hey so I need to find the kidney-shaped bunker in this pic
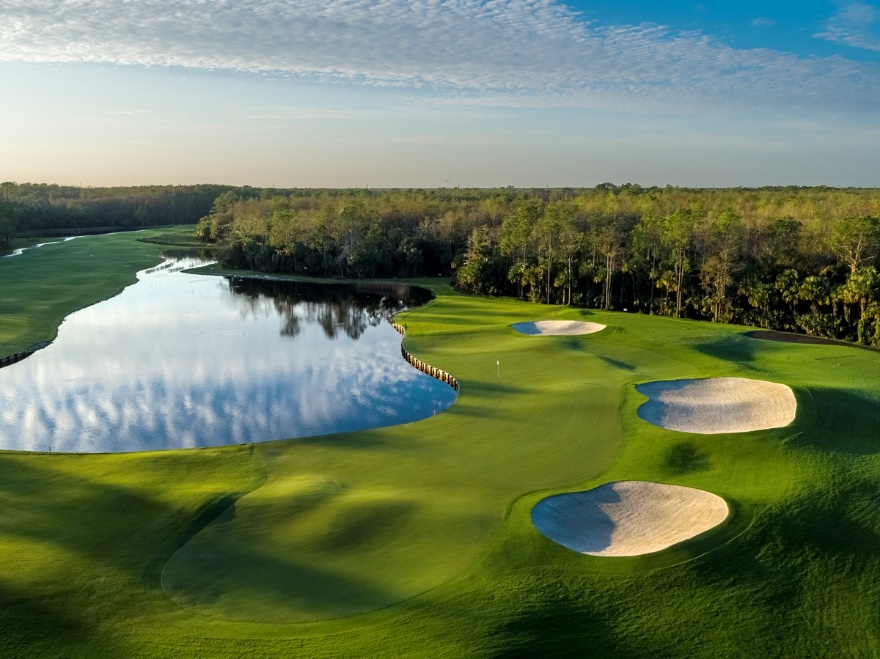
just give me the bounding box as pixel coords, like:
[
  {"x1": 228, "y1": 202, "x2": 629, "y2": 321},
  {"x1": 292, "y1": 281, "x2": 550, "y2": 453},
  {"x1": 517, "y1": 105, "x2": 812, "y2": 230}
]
[
  {"x1": 532, "y1": 481, "x2": 729, "y2": 557},
  {"x1": 512, "y1": 320, "x2": 606, "y2": 336},
  {"x1": 636, "y1": 377, "x2": 796, "y2": 434}
]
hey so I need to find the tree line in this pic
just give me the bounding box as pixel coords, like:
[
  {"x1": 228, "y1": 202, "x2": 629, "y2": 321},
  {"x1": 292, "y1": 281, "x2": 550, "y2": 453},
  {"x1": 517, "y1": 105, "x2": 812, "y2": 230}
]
[
  {"x1": 200, "y1": 184, "x2": 880, "y2": 346},
  {"x1": 0, "y1": 182, "x2": 233, "y2": 248}
]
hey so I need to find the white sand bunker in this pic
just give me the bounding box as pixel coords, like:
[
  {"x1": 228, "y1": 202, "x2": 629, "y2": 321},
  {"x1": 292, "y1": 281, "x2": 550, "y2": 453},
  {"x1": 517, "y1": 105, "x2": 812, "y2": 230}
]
[
  {"x1": 637, "y1": 377, "x2": 796, "y2": 434},
  {"x1": 512, "y1": 320, "x2": 606, "y2": 336},
  {"x1": 532, "y1": 481, "x2": 729, "y2": 557}
]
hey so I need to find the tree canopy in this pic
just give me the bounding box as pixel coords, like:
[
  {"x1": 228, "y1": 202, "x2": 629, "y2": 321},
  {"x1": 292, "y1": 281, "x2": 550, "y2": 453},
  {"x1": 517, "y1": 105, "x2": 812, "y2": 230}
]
[{"x1": 201, "y1": 185, "x2": 880, "y2": 347}]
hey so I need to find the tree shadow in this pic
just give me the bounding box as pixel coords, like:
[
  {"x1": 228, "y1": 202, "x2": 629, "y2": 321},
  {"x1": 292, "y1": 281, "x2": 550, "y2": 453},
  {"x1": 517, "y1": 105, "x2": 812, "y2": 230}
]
[
  {"x1": 484, "y1": 572, "x2": 637, "y2": 658},
  {"x1": 162, "y1": 483, "x2": 420, "y2": 622},
  {"x1": 289, "y1": 429, "x2": 402, "y2": 451},
  {"x1": 690, "y1": 334, "x2": 759, "y2": 366},
  {"x1": 0, "y1": 450, "x2": 396, "y2": 627},
  {"x1": 746, "y1": 330, "x2": 880, "y2": 354},
  {"x1": 687, "y1": 475, "x2": 880, "y2": 623},
  {"x1": 598, "y1": 355, "x2": 637, "y2": 371},
  {"x1": 0, "y1": 453, "x2": 269, "y2": 592},
  {"x1": 0, "y1": 453, "x2": 266, "y2": 653},
  {"x1": 789, "y1": 387, "x2": 880, "y2": 456},
  {"x1": 0, "y1": 580, "x2": 96, "y2": 656},
  {"x1": 163, "y1": 535, "x2": 393, "y2": 622},
  {"x1": 663, "y1": 442, "x2": 711, "y2": 475}
]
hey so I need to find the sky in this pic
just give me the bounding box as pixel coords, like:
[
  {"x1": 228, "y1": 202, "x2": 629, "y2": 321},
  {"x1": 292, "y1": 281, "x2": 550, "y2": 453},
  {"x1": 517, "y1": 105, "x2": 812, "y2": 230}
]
[{"x1": 1, "y1": 0, "x2": 879, "y2": 188}]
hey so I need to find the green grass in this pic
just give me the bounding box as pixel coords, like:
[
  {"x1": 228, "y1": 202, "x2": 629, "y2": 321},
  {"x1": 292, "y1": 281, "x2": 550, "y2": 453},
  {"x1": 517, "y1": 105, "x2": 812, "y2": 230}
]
[
  {"x1": 138, "y1": 230, "x2": 217, "y2": 249},
  {"x1": 0, "y1": 229, "x2": 183, "y2": 355},
  {"x1": 2, "y1": 232, "x2": 880, "y2": 656}
]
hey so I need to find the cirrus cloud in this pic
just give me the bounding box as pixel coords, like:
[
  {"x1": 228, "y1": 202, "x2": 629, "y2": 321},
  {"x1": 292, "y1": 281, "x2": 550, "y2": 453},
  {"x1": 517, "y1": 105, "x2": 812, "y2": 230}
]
[
  {"x1": 815, "y1": 1, "x2": 880, "y2": 52},
  {"x1": 0, "y1": 0, "x2": 878, "y2": 113}
]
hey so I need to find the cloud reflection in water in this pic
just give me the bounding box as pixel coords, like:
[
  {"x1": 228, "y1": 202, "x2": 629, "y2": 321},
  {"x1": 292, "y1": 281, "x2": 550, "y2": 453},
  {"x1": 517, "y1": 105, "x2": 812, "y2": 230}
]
[{"x1": 0, "y1": 258, "x2": 455, "y2": 453}]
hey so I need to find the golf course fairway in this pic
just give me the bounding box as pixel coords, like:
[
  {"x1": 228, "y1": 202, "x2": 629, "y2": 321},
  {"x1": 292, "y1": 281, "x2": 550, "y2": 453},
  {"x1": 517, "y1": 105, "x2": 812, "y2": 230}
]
[{"x1": 2, "y1": 230, "x2": 880, "y2": 656}]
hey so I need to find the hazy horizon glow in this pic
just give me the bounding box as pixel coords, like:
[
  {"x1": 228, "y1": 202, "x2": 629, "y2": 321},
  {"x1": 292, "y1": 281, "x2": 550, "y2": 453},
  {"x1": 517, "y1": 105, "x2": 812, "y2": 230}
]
[{"x1": 1, "y1": 0, "x2": 879, "y2": 187}]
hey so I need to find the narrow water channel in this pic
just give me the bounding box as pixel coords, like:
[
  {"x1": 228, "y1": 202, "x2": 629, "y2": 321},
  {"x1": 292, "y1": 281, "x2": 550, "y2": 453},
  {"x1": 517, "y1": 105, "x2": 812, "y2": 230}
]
[{"x1": 0, "y1": 255, "x2": 456, "y2": 453}]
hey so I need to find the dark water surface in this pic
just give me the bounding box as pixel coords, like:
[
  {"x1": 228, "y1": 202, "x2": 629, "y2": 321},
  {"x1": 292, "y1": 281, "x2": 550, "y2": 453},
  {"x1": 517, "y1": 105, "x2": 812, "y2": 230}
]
[{"x1": 0, "y1": 256, "x2": 455, "y2": 453}]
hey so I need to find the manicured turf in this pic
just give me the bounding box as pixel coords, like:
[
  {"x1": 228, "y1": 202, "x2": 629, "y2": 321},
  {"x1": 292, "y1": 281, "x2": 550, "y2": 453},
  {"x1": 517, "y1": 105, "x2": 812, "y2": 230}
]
[
  {"x1": 0, "y1": 228, "x2": 192, "y2": 355},
  {"x1": 2, "y1": 231, "x2": 880, "y2": 656}
]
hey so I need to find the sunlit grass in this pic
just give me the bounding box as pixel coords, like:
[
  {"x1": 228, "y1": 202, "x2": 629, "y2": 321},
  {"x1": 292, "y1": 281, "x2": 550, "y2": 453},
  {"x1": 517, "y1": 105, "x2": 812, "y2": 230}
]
[{"x1": 1, "y1": 230, "x2": 880, "y2": 655}]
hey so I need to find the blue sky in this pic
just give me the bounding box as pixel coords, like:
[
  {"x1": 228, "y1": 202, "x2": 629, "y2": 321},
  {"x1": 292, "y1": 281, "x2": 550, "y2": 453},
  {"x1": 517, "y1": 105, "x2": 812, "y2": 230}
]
[
  {"x1": 1, "y1": 0, "x2": 879, "y2": 187},
  {"x1": 569, "y1": 1, "x2": 880, "y2": 61}
]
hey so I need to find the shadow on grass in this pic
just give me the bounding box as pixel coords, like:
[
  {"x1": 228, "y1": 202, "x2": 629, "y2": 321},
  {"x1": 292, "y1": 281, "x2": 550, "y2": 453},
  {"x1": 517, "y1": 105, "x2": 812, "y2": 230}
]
[
  {"x1": 162, "y1": 485, "x2": 413, "y2": 622},
  {"x1": 687, "y1": 476, "x2": 880, "y2": 622},
  {"x1": 746, "y1": 330, "x2": 880, "y2": 354},
  {"x1": 663, "y1": 442, "x2": 711, "y2": 475},
  {"x1": 690, "y1": 334, "x2": 760, "y2": 366},
  {"x1": 0, "y1": 580, "x2": 96, "y2": 656},
  {"x1": 0, "y1": 454, "x2": 269, "y2": 586},
  {"x1": 790, "y1": 387, "x2": 880, "y2": 456},
  {"x1": 0, "y1": 452, "x2": 401, "y2": 626},
  {"x1": 0, "y1": 453, "x2": 266, "y2": 654},
  {"x1": 479, "y1": 571, "x2": 644, "y2": 657},
  {"x1": 598, "y1": 355, "x2": 637, "y2": 372},
  {"x1": 163, "y1": 534, "x2": 393, "y2": 622},
  {"x1": 292, "y1": 430, "x2": 403, "y2": 451}
]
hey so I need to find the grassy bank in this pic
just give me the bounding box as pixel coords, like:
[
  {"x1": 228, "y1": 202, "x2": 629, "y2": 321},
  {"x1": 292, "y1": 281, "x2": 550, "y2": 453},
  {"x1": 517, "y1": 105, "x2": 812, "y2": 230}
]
[
  {"x1": 0, "y1": 227, "x2": 194, "y2": 355},
  {"x1": 1, "y1": 231, "x2": 880, "y2": 656}
]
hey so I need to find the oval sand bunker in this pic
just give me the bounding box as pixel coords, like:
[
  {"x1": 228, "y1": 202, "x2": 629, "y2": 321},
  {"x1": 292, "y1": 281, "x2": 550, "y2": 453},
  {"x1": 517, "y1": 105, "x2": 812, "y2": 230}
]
[
  {"x1": 637, "y1": 377, "x2": 796, "y2": 434},
  {"x1": 512, "y1": 320, "x2": 606, "y2": 336},
  {"x1": 532, "y1": 481, "x2": 728, "y2": 557}
]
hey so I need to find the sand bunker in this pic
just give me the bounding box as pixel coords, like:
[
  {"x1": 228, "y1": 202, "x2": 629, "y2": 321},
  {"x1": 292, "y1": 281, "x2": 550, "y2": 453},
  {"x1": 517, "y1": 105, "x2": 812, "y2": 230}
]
[
  {"x1": 532, "y1": 481, "x2": 728, "y2": 557},
  {"x1": 512, "y1": 320, "x2": 606, "y2": 336},
  {"x1": 636, "y1": 377, "x2": 796, "y2": 434}
]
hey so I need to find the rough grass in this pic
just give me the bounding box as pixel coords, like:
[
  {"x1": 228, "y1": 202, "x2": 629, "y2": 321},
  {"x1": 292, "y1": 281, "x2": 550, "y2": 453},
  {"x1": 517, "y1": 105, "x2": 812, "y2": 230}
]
[{"x1": 2, "y1": 231, "x2": 880, "y2": 656}]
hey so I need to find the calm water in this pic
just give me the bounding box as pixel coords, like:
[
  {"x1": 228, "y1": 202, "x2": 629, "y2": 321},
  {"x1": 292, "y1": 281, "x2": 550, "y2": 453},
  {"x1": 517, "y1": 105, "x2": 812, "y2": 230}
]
[{"x1": 0, "y1": 255, "x2": 456, "y2": 453}]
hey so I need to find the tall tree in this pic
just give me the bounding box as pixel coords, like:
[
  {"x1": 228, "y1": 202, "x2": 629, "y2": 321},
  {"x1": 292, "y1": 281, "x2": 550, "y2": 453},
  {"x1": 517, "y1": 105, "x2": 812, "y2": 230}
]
[
  {"x1": 500, "y1": 200, "x2": 542, "y2": 299},
  {"x1": 841, "y1": 267, "x2": 880, "y2": 343},
  {"x1": 533, "y1": 203, "x2": 569, "y2": 304},
  {"x1": 699, "y1": 211, "x2": 744, "y2": 322},
  {"x1": 0, "y1": 202, "x2": 15, "y2": 249},
  {"x1": 662, "y1": 208, "x2": 698, "y2": 316},
  {"x1": 829, "y1": 216, "x2": 880, "y2": 274}
]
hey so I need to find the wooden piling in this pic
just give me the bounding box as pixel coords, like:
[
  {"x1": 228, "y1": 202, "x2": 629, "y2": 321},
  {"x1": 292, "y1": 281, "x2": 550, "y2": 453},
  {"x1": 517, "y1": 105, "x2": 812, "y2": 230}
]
[{"x1": 392, "y1": 323, "x2": 458, "y2": 392}]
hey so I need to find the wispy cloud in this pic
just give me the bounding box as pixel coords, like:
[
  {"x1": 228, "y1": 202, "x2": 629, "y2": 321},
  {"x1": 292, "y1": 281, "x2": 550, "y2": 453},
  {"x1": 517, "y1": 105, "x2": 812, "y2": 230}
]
[
  {"x1": 0, "y1": 1, "x2": 878, "y2": 113},
  {"x1": 751, "y1": 17, "x2": 775, "y2": 27},
  {"x1": 815, "y1": 1, "x2": 880, "y2": 51}
]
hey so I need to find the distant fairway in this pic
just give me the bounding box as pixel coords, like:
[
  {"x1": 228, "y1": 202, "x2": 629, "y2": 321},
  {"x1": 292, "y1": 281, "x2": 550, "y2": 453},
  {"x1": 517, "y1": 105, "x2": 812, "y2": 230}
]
[{"x1": 2, "y1": 230, "x2": 880, "y2": 656}]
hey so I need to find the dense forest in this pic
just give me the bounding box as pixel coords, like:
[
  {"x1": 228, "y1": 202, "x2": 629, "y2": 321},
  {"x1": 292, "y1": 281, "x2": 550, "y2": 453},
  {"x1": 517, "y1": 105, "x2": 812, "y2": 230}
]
[
  {"x1": 197, "y1": 185, "x2": 880, "y2": 346},
  {"x1": 0, "y1": 182, "x2": 233, "y2": 247}
]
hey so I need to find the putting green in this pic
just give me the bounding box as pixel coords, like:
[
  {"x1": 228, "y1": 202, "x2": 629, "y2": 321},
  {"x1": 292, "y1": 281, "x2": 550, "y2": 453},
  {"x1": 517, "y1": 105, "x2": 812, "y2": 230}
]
[
  {"x1": 3, "y1": 231, "x2": 880, "y2": 656},
  {"x1": 160, "y1": 297, "x2": 629, "y2": 622}
]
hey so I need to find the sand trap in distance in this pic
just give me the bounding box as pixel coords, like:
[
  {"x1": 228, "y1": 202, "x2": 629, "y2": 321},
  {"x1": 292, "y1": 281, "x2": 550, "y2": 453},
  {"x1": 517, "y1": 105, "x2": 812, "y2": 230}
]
[
  {"x1": 637, "y1": 377, "x2": 796, "y2": 434},
  {"x1": 512, "y1": 320, "x2": 606, "y2": 336},
  {"x1": 532, "y1": 481, "x2": 728, "y2": 557}
]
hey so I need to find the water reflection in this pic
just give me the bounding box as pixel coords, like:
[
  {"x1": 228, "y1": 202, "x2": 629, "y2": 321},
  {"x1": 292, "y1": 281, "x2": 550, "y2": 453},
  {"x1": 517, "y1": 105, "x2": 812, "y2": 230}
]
[
  {"x1": 0, "y1": 256, "x2": 454, "y2": 453},
  {"x1": 225, "y1": 278, "x2": 430, "y2": 341}
]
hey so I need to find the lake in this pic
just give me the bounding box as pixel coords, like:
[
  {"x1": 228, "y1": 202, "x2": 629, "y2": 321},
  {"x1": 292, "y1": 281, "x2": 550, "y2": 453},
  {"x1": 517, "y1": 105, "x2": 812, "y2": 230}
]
[{"x1": 0, "y1": 255, "x2": 456, "y2": 453}]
